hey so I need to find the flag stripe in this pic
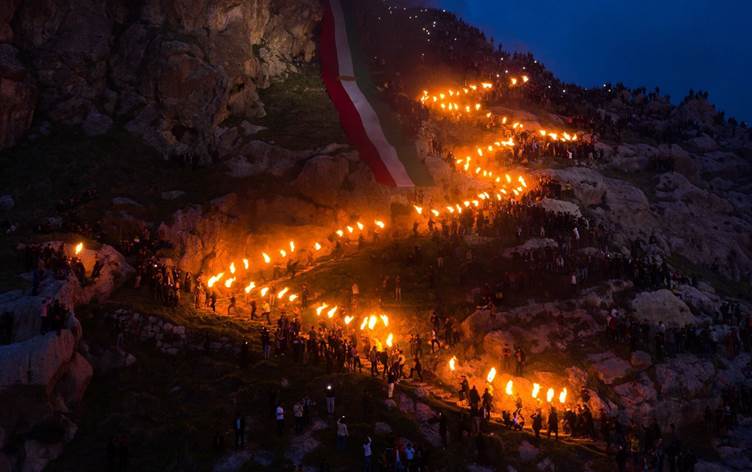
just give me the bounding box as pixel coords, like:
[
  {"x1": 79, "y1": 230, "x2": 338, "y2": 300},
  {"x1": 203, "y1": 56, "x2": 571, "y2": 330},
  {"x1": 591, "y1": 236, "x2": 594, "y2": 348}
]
[{"x1": 320, "y1": 0, "x2": 397, "y2": 186}]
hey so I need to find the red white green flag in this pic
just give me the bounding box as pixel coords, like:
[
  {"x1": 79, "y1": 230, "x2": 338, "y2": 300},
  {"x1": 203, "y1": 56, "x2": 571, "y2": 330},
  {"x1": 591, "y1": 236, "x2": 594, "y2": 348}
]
[{"x1": 320, "y1": 0, "x2": 433, "y2": 188}]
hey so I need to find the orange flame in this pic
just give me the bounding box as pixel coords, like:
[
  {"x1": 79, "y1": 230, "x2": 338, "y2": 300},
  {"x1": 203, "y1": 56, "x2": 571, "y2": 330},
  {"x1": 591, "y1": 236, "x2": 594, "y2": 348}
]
[
  {"x1": 505, "y1": 379, "x2": 514, "y2": 396},
  {"x1": 546, "y1": 388, "x2": 555, "y2": 403},
  {"x1": 74, "y1": 242, "x2": 83, "y2": 255},
  {"x1": 486, "y1": 367, "x2": 497, "y2": 383}
]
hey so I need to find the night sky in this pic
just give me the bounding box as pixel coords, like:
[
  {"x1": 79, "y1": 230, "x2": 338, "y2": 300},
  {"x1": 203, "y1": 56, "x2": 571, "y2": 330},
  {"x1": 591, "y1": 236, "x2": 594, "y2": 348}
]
[{"x1": 436, "y1": 0, "x2": 752, "y2": 123}]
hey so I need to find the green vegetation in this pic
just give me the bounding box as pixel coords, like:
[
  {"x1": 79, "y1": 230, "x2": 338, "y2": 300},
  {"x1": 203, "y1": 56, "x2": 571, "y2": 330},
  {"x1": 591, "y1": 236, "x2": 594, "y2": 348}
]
[{"x1": 256, "y1": 64, "x2": 348, "y2": 150}]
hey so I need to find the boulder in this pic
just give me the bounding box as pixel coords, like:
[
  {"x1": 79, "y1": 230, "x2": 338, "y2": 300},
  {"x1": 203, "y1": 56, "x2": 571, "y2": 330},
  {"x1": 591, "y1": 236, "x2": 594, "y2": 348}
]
[
  {"x1": 631, "y1": 290, "x2": 697, "y2": 326},
  {"x1": 293, "y1": 155, "x2": 350, "y2": 206},
  {"x1": 0, "y1": 331, "x2": 75, "y2": 393},
  {"x1": 654, "y1": 355, "x2": 715, "y2": 398},
  {"x1": 537, "y1": 167, "x2": 606, "y2": 206},
  {"x1": 518, "y1": 440, "x2": 539, "y2": 462},
  {"x1": 588, "y1": 352, "x2": 631, "y2": 385},
  {"x1": 630, "y1": 351, "x2": 652, "y2": 370},
  {"x1": 55, "y1": 353, "x2": 93, "y2": 406},
  {"x1": 534, "y1": 198, "x2": 581, "y2": 217}
]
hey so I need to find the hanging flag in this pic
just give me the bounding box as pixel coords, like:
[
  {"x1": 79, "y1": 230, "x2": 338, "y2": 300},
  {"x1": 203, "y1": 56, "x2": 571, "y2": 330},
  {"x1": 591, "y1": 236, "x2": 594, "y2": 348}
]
[{"x1": 320, "y1": 0, "x2": 433, "y2": 188}]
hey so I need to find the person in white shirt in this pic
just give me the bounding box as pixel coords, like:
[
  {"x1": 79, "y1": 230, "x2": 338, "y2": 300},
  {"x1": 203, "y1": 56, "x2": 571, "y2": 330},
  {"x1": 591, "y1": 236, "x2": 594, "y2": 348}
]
[
  {"x1": 336, "y1": 417, "x2": 349, "y2": 451},
  {"x1": 362, "y1": 436, "x2": 373, "y2": 471}
]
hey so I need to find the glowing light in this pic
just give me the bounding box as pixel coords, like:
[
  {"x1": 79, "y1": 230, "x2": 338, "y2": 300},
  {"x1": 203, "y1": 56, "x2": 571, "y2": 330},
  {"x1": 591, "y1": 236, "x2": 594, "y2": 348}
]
[
  {"x1": 532, "y1": 383, "x2": 541, "y2": 399},
  {"x1": 327, "y1": 306, "x2": 338, "y2": 318},
  {"x1": 224, "y1": 277, "x2": 235, "y2": 288},
  {"x1": 289, "y1": 241, "x2": 295, "y2": 252},
  {"x1": 546, "y1": 388, "x2": 555, "y2": 403},
  {"x1": 356, "y1": 221, "x2": 364, "y2": 231},
  {"x1": 314, "y1": 242, "x2": 322, "y2": 251},
  {"x1": 344, "y1": 315, "x2": 354, "y2": 325},
  {"x1": 486, "y1": 367, "x2": 497, "y2": 383},
  {"x1": 336, "y1": 230, "x2": 344, "y2": 237},
  {"x1": 360, "y1": 317, "x2": 368, "y2": 330},
  {"x1": 260, "y1": 287, "x2": 269, "y2": 297},
  {"x1": 288, "y1": 294, "x2": 298, "y2": 302},
  {"x1": 505, "y1": 380, "x2": 514, "y2": 396},
  {"x1": 207, "y1": 272, "x2": 225, "y2": 288},
  {"x1": 277, "y1": 287, "x2": 289, "y2": 298},
  {"x1": 74, "y1": 242, "x2": 83, "y2": 255},
  {"x1": 368, "y1": 315, "x2": 377, "y2": 330},
  {"x1": 316, "y1": 303, "x2": 329, "y2": 316},
  {"x1": 279, "y1": 249, "x2": 287, "y2": 258},
  {"x1": 229, "y1": 262, "x2": 236, "y2": 274},
  {"x1": 414, "y1": 205, "x2": 423, "y2": 215},
  {"x1": 244, "y1": 281, "x2": 256, "y2": 293},
  {"x1": 386, "y1": 333, "x2": 394, "y2": 348},
  {"x1": 559, "y1": 388, "x2": 568, "y2": 404},
  {"x1": 374, "y1": 220, "x2": 385, "y2": 229},
  {"x1": 449, "y1": 356, "x2": 457, "y2": 371},
  {"x1": 262, "y1": 252, "x2": 271, "y2": 264},
  {"x1": 346, "y1": 225, "x2": 354, "y2": 234},
  {"x1": 379, "y1": 314, "x2": 389, "y2": 327},
  {"x1": 242, "y1": 258, "x2": 249, "y2": 270}
]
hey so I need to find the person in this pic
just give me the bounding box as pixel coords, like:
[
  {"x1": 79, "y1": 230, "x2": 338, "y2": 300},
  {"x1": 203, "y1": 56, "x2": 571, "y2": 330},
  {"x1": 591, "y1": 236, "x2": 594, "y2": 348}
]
[
  {"x1": 275, "y1": 403, "x2": 285, "y2": 435},
  {"x1": 514, "y1": 346, "x2": 525, "y2": 376},
  {"x1": 234, "y1": 414, "x2": 245, "y2": 448},
  {"x1": 249, "y1": 299, "x2": 257, "y2": 320},
  {"x1": 336, "y1": 417, "x2": 349, "y2": 451},
  {"x1": 363, "y1": 436, "x2": 373, "y2": 471},
  {"x1": 262, "y1": 300, "x2": 271, "y2": 324},
  {"x1": 404, "y1": 442, "x2": 415, "y2": 470},
  {"x1": 532, "y1": 409, "x2": 543, "y2": 439},
  {"x1": 548, "y1": 406, "x2": 559, "y2": 440},
  {"x1": 210, "y1": 292, "x2": 217, "y2": 313},
  {"x1": 261, "y1": 327, "x2": 271, "y2": 360},
  {"x1": 293, "y1": 401, "x2": 304, "y2": 434},
  {"x1": 387, "y1": 369, "x2": 396, "y2": 399},
  {"x1": 439, "y1": 411, "x2": 448, "y2": 448},
  {"x1": 326, "y1": 384, "x2": 336, "y2": 415},
  {"x1": 409, "y1": 356, "x2": 423, "y2": 381},
  {"x1": 430, "y1": 329, "x2": 440, "y2": 353},
  {"x1": 394, "y1": 275, "x2": 402, "y2": 302},
  {"x1": 459, "y1": 376, "x2": 469, "y2": 405}
]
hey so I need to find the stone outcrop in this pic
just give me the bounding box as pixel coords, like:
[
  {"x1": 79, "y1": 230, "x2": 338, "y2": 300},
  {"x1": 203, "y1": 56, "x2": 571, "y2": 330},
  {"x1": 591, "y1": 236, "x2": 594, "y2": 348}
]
[
  {"x1": 0, "y1": 330, "x2": 75, "y2": 392},
  {"x1": 0, "y1": 0, "x2": 322, "y2": 156}
]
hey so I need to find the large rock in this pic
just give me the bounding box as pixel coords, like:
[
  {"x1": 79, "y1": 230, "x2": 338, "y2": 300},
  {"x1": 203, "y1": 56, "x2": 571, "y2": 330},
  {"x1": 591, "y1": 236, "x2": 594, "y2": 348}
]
[
  {"x1": 0, "y1": 331, "x2": 75, "y2": 393},
  {"x1": 537, "y1": 167, "x2": 606, "y2": 206},
  {"x1": 654, "y1": 355, "x2": 715, "y2": 398},
  {"x1": 631, "y1": 289, "x2": 697, "y2": 326},
  {"x1": 54, "y1": 353, "x2": 93, "y2": 406},
  {"x1": 293, "y1": 155, "x2": 350, "y2": 206},
  {"x1": 588, "y1": 352, "x2": 631, "y2": 385}
]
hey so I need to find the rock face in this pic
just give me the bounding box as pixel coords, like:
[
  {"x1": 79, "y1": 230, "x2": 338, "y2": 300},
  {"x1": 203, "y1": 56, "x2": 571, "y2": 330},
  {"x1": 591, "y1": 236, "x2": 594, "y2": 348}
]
[
  {"x1": 0, "y1": 0, "x2": 322, "y2": 156},
  {"x1": 0, "y1": 331, "x2": 75, "y2": 393},
  {"x1": 0, "y1": 43, "x2": 36, "y2": 149},
  {"x1": 631, "y1": 289, "x2": 697, "y2": 326}
]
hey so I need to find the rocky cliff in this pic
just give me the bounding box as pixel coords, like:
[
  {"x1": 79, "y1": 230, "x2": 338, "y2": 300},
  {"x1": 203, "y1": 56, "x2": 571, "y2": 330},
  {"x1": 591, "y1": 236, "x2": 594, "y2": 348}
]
[{"x1": 0, "y1": 0, "x2": 321, "y2": 160}]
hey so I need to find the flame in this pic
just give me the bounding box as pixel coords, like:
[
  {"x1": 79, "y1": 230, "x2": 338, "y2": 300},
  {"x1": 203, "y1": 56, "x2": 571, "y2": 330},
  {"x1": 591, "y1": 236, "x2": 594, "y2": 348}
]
[
  {"x1": 449, "y1": 356, "x2": 457, "y2": 371},
  {"x1": 379, "y1": 314, "x2": 389, "y2": 327},
  {"x1": 207, "y1": 272, "x2": 225, "y2": 288},
  {"x1": 486, "y1": 367, "x2": 497, "y2": 383},
  {"x1": 360, "y1": 317, "x2": 368, "y2": 330},
  {"x1": 368, "y1": 315, "x2": 377, "y2": 330},
  {"x1": 510, "y1": 77, "x2": 518, "y2": 86},
  {"x1": 288, "y1": 294, "x2": 298, "y2": 302},
  {"x1": 262, "y1": 252, "x2": 271, "y2": 264},
  {"x1": 413, "y1": 205, "x2": 423, "y2": 215},
  {"x1": 374, "y1": 220, "x2": 385, "y2": 229},
  {"x1": 386, "y1": 333, "x2": 394, "y2": 348},
  {"x1": 327, "y1": 306, "x2": 338, "y2": 318},
  {"x1": 224, "y1": 277, "x2": 235, "y2": 288},
  {"x1": 260, "y1": 287, "x2": 269, "y2": 297},
  {"x1": 346, "y1": 225, "x2": 354, "y2": 234},
  {"x1": 344, "y1": 315, "x2": 354, "y2": 325},
  {"x1": 244, "y1": 281, "x2": 256, "y2": 293},
  {"x1": 522, "y1": 75, "x2": 529, "y2": 83},
  {"x1": 356, "y1": 221, "x2": 364, "y2": 231},
  {"x1": 314, "y1": 242, "x2": 322, "y2": 251},
  {"x1": 242, "y1": 258, "x2": 249, "y2": 270},
  {"x1": 315, "y1": 303, "x2": 328, "y2": 316},
  {"x1": 431, "y1": 209, "x2": 440, "y2": 217},
  {"x1": 532, "y1": 383, "x2": 541, "y2": 399},
  {"x1": 277, "y1": 287, "x2": 289, "y2": 298},
  {"x1": 289, "y1": 241, "x2": 295, "y2": 252},
  {"x1": 558, "y1": 388, "x2": 568, "y2": 404},
  {"x1": 74, "y1": 242, "x2": 83, "y2": 255},
  {"x1": 505, "y1": 380, "x2": 514, "y2": 396},
  {"x1": 336, "y1": 229, "x2": 344, "y2": 237},
  {"x1": 546, "y1": 388, "x2": 555, "y2": 403},
  {"x1": 229, "y1": 262, "x2": 236, "y2": 274},
  {"x1": 279, "y1": 249, "x2": 287, "y2": 258}
]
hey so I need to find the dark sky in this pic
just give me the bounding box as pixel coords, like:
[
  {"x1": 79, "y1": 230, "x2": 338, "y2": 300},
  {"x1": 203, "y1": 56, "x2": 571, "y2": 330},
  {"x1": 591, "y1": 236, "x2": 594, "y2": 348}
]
[{"x1": 435, "y1": 0, "x2": 752, "y2": 123}]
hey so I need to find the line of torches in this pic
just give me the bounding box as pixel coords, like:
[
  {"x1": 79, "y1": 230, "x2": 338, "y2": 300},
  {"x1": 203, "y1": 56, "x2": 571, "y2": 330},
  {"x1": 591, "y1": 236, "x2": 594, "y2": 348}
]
[
  {"x1": 450, "y1": 356, "x2": 569, "y2": 405},
  {"x1": 204, "y1": 218, "x2": 387, "y2": 293}
]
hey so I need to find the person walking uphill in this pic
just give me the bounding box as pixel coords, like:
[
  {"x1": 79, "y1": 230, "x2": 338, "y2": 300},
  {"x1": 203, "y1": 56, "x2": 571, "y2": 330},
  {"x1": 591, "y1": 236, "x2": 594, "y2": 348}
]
[
  {"x1": 336, "y1": 417, "x2": 349, "y2": 451},
  {"x1": 326, "y1": 384, "x2": 336, "y2": 415}
]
